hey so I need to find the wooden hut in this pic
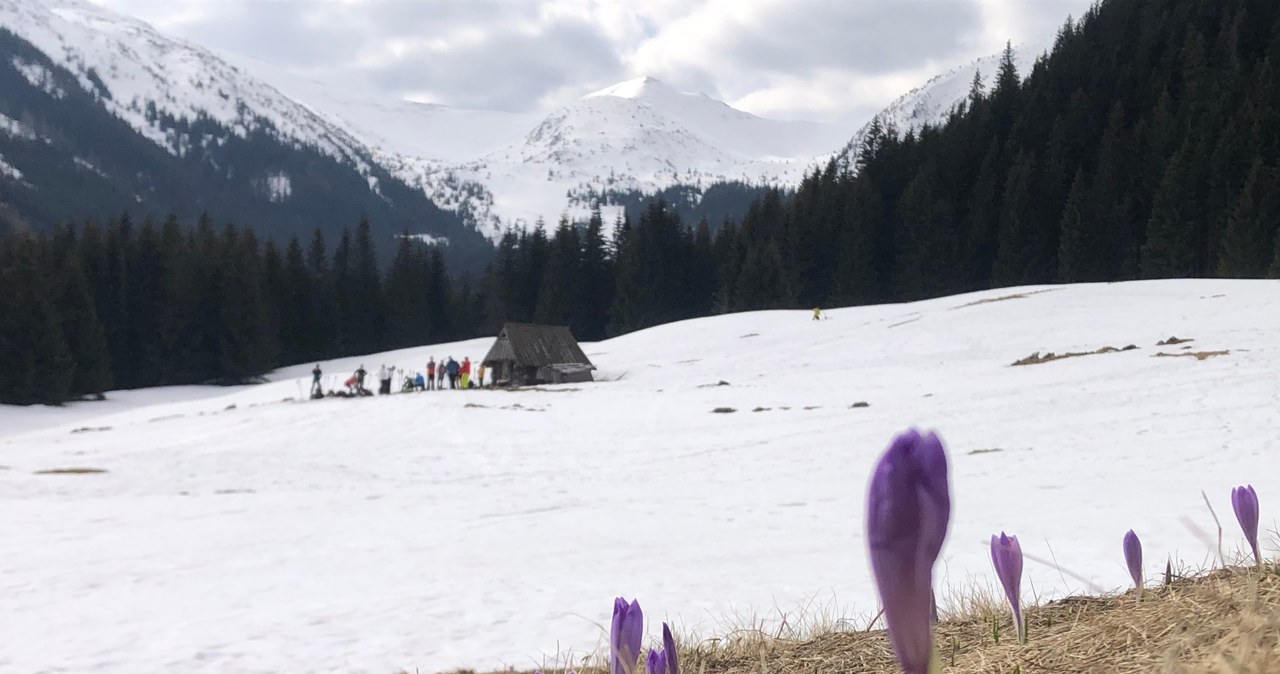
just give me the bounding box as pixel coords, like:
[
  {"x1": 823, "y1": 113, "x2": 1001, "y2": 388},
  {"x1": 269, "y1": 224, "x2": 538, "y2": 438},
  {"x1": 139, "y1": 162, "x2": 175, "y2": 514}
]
[{"x1": 481, "y1": 323, "x2": 596, "y2": 386}]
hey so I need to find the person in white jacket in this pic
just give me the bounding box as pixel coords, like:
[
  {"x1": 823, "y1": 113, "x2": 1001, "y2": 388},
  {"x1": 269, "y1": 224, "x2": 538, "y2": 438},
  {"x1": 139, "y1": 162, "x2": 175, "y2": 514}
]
[{"x1": 378, "y1": 364, "x2": 391, "y2": 395}]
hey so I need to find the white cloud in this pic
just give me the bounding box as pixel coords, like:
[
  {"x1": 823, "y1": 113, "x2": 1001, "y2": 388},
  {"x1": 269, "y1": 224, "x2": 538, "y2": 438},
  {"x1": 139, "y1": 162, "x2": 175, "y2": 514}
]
[{"x1": 88, "y1": 0, "x2": 1095, "y2": 124}]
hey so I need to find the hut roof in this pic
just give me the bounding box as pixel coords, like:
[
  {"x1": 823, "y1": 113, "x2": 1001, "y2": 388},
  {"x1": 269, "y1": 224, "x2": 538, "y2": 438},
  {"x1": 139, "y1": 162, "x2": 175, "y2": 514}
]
[{"x1": 482, "y1": 323, "x2": 594, "y2": 369}]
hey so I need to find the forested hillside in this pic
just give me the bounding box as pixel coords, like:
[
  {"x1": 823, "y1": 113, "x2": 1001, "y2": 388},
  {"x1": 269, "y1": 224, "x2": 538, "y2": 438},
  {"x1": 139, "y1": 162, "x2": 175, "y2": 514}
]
[
  {"x1": 0, "y1": 216, "x2": 480, "y2": 404},
  {"x1": 478, "y1": 0, "x2": 1280, "y2": 337}
]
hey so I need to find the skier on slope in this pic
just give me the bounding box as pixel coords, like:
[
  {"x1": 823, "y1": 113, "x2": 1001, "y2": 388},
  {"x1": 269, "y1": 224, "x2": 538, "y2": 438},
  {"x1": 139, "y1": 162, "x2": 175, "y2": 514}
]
[
  {"x1": 426, "y1": 357, "x2": 437, "y2": 391},
  {"x1": 378, "y1": 364, "x2": 391, "y2": 395},
  {"x1": 460, "y1": 357, "x2": 472, "y2": 389}
]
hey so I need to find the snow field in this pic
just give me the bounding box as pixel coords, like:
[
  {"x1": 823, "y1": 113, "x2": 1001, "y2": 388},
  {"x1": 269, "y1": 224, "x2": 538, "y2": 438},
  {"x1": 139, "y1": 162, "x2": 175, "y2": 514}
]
[{"x1": 1, "y1": 279, "x2": 1278, "y2": 673}]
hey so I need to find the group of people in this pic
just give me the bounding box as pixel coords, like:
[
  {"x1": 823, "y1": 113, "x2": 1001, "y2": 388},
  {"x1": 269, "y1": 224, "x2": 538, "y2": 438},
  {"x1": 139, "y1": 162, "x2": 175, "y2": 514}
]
[
  {"x1": 422, "y1": 356, "x2": 485, "y2": 390},
  {"x1": 309, "y1": 358, "x2": 487, "y2": 400}
]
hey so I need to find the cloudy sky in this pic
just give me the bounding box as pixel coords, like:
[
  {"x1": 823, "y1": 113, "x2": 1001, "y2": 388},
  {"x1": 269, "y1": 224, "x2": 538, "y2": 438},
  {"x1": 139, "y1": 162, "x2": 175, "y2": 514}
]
[{"x1": 89, "y1": 0, "x2": 1094, "y2": 124}]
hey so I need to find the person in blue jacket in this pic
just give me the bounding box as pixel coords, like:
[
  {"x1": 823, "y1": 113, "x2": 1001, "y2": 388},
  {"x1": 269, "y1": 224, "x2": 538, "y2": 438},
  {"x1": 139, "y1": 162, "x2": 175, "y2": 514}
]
[{"x1": 445, "y1": 356, "x2": 460, "y2": 389}]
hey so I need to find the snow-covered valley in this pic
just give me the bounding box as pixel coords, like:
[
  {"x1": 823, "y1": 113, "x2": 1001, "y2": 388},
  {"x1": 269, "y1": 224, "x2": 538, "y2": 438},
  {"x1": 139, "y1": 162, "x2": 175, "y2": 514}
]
[{"x1": 2, "y1": 280, "x2": 1278, "y2": 673}]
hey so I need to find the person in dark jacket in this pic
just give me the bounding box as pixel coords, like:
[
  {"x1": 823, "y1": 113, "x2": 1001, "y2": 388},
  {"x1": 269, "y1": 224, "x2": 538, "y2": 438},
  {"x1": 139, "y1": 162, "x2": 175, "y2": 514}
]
[
  {"x1": 311, "y1": 364, "x2": 323, "y2": 398},
  {"x1": 355, "y1": 365, "x2": 368, "y2": 393},
  {"x1": 445, "y1": 357, "x2": 460, "y2": 389}
]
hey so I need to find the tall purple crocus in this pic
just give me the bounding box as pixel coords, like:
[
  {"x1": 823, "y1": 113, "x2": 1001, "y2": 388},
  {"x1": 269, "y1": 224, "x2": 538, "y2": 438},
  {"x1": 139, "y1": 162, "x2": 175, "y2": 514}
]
[
  {"x1": 867, "y1": 428, "x2": 951, "y2": 674},
  {"x1": 662, "y1": 623, "x2": 678, "y2": 674},
  {"x1": 1232, "y1": 485, "x2": 1261, "y2": 567},
  {"x1": 990, "y1": 532, "x2": 1024, "y2": 643},
  {"x1": 1123, "y1": 530, "x2": 1143, "y2": 597},
  {"x1": 610, "y1": 597, "x2": 644, "y2": 674}
]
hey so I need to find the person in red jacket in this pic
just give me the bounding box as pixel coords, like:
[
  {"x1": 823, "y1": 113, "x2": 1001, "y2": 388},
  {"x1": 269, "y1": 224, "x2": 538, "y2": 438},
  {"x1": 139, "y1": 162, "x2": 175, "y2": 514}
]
[
  {"x1": 459, "y1": 357, "x2": 472, "y2": 388},
  {"x1": 426, "y1": 357, "x2": 437, "y2": 391}
]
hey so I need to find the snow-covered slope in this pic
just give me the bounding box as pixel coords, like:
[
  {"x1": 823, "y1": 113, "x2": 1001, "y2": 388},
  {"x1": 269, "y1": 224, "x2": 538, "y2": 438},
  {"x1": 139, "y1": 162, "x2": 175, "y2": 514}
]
[
  {"x1": 838, "y1": 42, "x2": 1047, "y2": 168},
  {"x1": 0, "y1": 0, "x2": 377, "y2": 176},
  {"x1": 3, "y1": 279, "x2": 1278, "y2": 673}
]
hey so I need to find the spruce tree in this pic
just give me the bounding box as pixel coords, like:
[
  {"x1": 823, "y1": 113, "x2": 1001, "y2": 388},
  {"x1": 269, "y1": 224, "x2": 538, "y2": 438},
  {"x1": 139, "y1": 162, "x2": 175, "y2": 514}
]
[
  {"x1": 832, "y1": 176, "x2": 881, "y2": 303},
  {"x1": 533, "y1": 218, "x2": 580, "y2": 327},
  {"x1": 384, "y1": 233, "x2": 430, "y2": 348},
  {"x1": 0, "y1": 237, "x2": 73, "y2": 405},
  {"x1": 1056, "y1": 168, "x2": 1090, "y2": 282},
  {"x1": 215, "y1": 224, "x2": 274, "y2": 381},
  {"x1": 993, "y1": 151, "x2": 1037, "y2": 287},
  {"x1": 1218, "y1": 159, "x2": 1279, "y2": 277},
  {"x1": 54, "y1": 243, "x2": 112, "y2": 398},
  {"x1": 577, "y1": 206, "x2": 613, "y2": 340},
  {"x1": 1141, "y1": 144, "x2": 1202, "y2": 278},
  {"x1": 284, "y1": 235, "x2": 324, "y2": 361},
  {"x1": 351, "y1": 217, "x2": 384, "y2": 355},
  {"x1": 426, "y1": 247, "x2": 454, "y2": 340}
]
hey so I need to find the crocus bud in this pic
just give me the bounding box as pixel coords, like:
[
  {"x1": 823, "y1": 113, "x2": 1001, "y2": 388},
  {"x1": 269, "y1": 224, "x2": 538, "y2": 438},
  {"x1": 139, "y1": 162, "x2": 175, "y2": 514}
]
[
  {"x1": 662, "y1": 623, "x2": 678, "y2": 674},
  {"x1": 867, "y1": 428, "x2": 951, "y2": 674},
  {"x1": 645, "y1": 649, "x2": 666, "y2": 674},
  {"x1": 1231, "y1": 485, "x2": 1261, "y2": 566},
  {"x1": 990, "y1": 532, "x2": 1024, "y2": 643},
  {"x1": 1123, "y1": 530, "x2": 1143, "y2": 597},
  {"x1": 610, "y1": 597, "x2": 644, "y2": 674}
]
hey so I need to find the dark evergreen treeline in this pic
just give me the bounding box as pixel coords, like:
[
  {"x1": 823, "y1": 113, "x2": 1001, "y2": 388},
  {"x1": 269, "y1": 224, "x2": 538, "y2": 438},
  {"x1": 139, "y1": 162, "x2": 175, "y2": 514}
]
[
  {"x1": 478, "y1": 0, "x2": 1280, "y2": 342},
  {"x1": 0, "y1": 214, "x2": 481, "y2": 405}
]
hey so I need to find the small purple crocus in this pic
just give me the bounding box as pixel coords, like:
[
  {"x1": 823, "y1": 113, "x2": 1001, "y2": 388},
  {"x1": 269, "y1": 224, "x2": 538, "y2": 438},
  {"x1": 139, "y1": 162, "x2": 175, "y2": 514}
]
[
  {"x1": 867, "y1": 428, "x2": 951, "y2": 674},
  {"x1": 662, "y1": 623, "x2": 678, "y2": 674},
  {"x1": 644, "y1": 623, "x2": 678, "y2": 674},
  {"x1": 1232, "y1": 485, "x2": 1261, "y2": 567},
  {"x1": 610, "y1": 597, "x2": 644, "y2": 674},
  {"x1": 990, "y1": 532, "x2": 1024, "y2": 643},
  {"x1": 1123, "y1": 530, "x2": 1143, "y2": 597},
  {"x1": 644, "y1": 648, "x2": 666, "y2": 674}
]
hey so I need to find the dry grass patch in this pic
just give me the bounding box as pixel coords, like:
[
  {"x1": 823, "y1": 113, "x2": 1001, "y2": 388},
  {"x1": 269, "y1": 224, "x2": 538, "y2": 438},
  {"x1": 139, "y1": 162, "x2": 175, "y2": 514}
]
[
  {"x1": 683, "y1": 567, "x2": 1280, "y2": 674},
  {"x1": 1011, "y1": 344, "x2": 1139, "y2": 367},
  {"x1": 34, "y1": 467, "x2": 108, "y2": 475},
  {"x1": 476, "y1": 567, "x2": 1278, "y2": 674},
  {"x1": 956, "y1": 288, "x2": 1057, "y2": 309},
  {"x1": 70, "y1": 425, "x2": 112, "y2": 434},
  {"x1": 1156, "y1": 350, "x2": 1230, "y2": 361},
  {"x1": 1157, "y1": 336, "x2": 1194, "y2": 346}
]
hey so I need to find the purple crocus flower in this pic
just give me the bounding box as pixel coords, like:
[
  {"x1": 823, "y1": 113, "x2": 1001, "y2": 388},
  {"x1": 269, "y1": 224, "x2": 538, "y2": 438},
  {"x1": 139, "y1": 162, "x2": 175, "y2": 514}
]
[
  {"x1": 662, "y1": 622, "x2": 678, "y2": 674},
  {"x1": 645, "y1": 648, "x2": 666, "y2": 674},
  {"x1": 867, "y1": 428, "x2": 951, "y2": 674},
  {"x1": 643, "y1": 623, "x2": 678, "y2": 674},
  {"x1": 610, "y1": 597, "x2": 644, "y2": 674},
  {"x1": 1123, "y1": 530, "x2": 1143, "y2": 596},
  {"x1": 1231, "y1": 485, "x2": 1261, "y2": 566},
  {"x1": 990, "y1": 532, "x2": 1023, "y2": 643}
]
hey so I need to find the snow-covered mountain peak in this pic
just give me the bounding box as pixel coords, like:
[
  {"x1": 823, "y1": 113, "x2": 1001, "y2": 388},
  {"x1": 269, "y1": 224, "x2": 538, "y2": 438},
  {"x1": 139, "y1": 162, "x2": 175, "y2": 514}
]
[{"x1": 585, "y1": 75, "x2": 670, "y2": 99}]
